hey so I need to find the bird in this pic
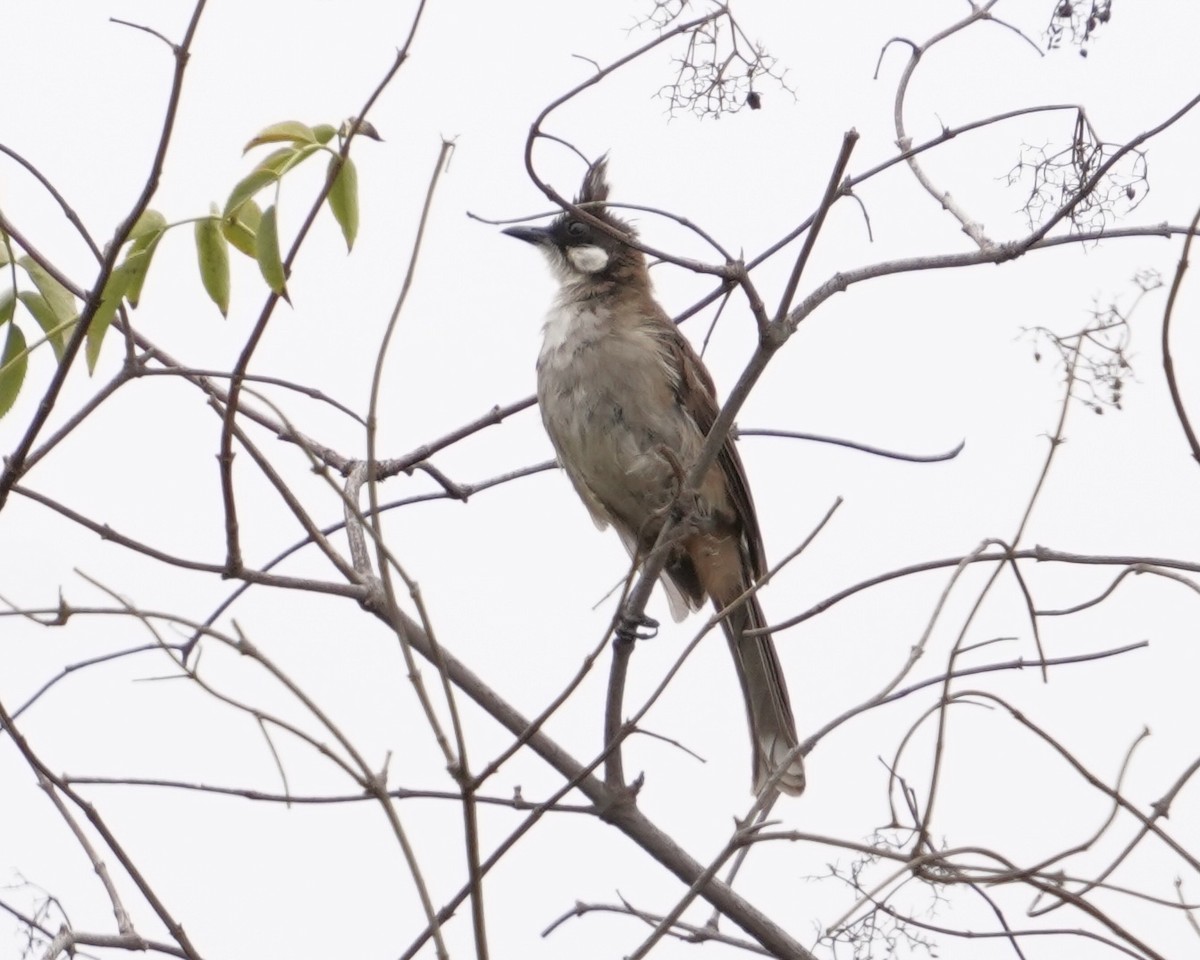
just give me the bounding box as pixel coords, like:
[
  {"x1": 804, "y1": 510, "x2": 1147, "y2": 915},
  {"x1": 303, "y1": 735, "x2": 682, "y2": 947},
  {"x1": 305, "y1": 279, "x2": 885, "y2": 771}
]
[{"x1": 503, "y1": 158, "x2": 804, "y2": 796}]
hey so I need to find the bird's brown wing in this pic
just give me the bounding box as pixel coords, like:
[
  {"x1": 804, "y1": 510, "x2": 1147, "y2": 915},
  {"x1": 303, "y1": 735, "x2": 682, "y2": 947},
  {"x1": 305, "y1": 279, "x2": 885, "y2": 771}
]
[
  {"x1": 651, "y1": 316, "x2": 804, "y2": 796},
  {"x1": 652, "y1": 319, "x2": 767, "y2": 582}
]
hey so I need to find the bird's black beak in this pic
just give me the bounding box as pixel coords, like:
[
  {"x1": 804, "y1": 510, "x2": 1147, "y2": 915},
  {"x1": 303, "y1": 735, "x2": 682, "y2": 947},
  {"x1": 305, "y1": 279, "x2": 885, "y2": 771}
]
[{"x1": 502, "y1": 224, "x2": 553, "y2": 246}]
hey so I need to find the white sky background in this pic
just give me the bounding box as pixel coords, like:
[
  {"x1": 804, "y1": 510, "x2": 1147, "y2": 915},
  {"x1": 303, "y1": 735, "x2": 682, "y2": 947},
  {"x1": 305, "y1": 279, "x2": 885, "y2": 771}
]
[{"x1": 2, "y1": 1, "x2": 1199, "y2": 958}]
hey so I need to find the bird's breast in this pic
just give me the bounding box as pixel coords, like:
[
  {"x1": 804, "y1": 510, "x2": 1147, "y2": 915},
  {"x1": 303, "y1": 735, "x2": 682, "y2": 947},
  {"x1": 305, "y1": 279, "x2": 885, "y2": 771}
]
[
  {"x1": 538, "y1": 301, "x2": 607, "y2": 368},
  {"x1": 536, "y1": 302, "x2": 674, "y2": 435},
  {"x1": 535, "y1": 300, "x2": 701, "y2": 527}
]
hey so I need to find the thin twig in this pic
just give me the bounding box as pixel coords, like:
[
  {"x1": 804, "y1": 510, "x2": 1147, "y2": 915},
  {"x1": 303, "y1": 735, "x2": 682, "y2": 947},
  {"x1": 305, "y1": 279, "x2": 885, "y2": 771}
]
[{"x1": 1161, "y1": 202, "x2": 1200, "y2": 464}]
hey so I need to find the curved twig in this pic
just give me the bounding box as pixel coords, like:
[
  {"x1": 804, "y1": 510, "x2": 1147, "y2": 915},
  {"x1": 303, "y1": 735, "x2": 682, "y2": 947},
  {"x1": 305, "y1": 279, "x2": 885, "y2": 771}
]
[{"x1": 1161, "y1": 202, "x2": 1200, "y2": 465}]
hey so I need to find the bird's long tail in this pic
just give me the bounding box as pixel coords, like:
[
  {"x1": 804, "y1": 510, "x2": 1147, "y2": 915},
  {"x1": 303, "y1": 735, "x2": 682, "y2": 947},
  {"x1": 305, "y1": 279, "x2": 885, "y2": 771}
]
[{"x1": 719, "y1": 592, "x2": 806, "y2": 796}]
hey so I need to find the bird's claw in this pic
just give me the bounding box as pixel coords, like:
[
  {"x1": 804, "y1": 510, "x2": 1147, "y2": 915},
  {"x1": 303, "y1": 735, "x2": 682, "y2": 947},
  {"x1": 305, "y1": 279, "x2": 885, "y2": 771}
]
[{"x1": 616, "y1": 611, "x2": 659, "y2": 642}]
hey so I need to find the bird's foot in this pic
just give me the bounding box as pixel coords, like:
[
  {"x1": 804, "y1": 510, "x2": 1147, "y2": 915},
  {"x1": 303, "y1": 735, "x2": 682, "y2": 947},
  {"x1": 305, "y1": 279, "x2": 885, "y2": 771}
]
[{"x1": 616, "y1": 611, "x2": 659, "y2": 642}]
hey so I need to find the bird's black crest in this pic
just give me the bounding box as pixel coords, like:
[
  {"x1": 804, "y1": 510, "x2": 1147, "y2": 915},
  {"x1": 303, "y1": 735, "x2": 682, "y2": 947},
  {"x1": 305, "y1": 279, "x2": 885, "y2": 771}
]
[
  {"x1": 576, "y1": 156, "x2": 610, "y2": 207},
  {"x1": 571, "y1": 155, "x2": 635, "y2": 238}
]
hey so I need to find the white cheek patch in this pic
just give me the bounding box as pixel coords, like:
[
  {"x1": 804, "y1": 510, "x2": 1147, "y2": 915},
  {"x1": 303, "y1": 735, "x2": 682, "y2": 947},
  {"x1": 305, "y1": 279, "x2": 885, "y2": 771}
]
[{"x1": 566, "y1": 244, "x2": 609, "y2": 274}]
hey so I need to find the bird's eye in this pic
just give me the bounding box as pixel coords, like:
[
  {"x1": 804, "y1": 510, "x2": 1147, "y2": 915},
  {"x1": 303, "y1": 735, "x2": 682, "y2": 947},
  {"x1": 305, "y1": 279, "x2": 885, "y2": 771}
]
[{"x1": 566, "y1": 220, "x2": 589, "y2": 239}]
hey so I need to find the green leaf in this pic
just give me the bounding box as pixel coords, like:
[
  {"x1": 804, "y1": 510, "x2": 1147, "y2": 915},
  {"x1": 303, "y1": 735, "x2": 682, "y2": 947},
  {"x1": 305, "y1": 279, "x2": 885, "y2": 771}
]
[
  {"x1": 243, "y1": 120, "x2": 317, "y2": 152},
  {"x1": 270, "y1": 143, "x2": 318, "y2": 174},
  {"x1": 85, "y1": 263, "x2": 135, "y2": 373},
  {"x1": 226, "y1": 144, "x2": 325, "y2": 221},
  {"x1": 123, "y1": 234, "x2": 161, "y2": 309},
  {"x1": 225, "y1": 168, "x2": 279, "y2": 219},
  {"x1": 195, "y1": 207, "x2": 231, "y2": 317},
  {"x1": 252, "y1": 146, "x2": 301, "y2": 176},
  {"x1": 312, "y1": 123, "x2": 337, "y2": 144},
  {"x1": 222, "y1": 199, "x2": 262, "y2": 259},
  {"x1": 326, "y1": 155, "x2": 359, "y2": 251},
  {"x1": 255, "y1": 204, "x2": 287, "y2": 298},
  {"x1": 253, "y1": 144, "x2": 321, "y2": 181},
  {"x1": 17, "y1": 256, "x2": 77, "y2": 326},
  {"x1": 0, "y1": 290, "x2": 14, "y2": 325},
  {"x1": 128, "y1": 209, "x2": 167, "y2": 242},
  {"x1": 0, "y1": 319, "x2": 27, "y2": 420},
  {"x1": 18, "y1": 292, "x2": 71, "y2": 361},
  {"x1": 0, "y1": 238, "x2": 11, "y2": 267}
]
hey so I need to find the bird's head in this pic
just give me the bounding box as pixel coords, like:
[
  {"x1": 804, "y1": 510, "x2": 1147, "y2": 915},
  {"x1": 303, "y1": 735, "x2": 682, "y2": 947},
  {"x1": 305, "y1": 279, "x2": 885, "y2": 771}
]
[{"x1": 503, "y1": 158, "x2": 642, "y2": 285}]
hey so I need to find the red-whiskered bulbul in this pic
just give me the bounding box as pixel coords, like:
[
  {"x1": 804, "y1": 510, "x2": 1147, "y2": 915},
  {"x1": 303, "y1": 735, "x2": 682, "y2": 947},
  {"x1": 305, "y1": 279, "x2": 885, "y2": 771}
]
[{"x1": 503, "y1": 159, "x2": 804, "y2": 796}]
